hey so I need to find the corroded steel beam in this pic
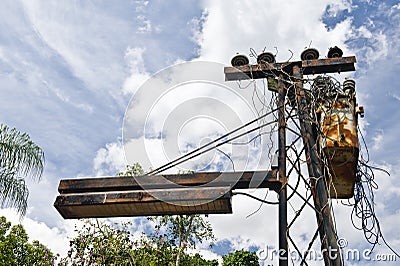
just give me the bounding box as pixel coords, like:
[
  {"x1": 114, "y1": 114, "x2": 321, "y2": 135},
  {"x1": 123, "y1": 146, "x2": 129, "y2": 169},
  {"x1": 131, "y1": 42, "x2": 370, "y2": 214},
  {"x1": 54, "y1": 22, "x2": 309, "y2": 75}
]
[
  {"x1": 224, "y1": 56, "x2": 356, "y2": 81},
  {"x1": 54, "y1": 171, "x2": 279, "y2": 219},
  {"x1": 57, "y1": 170, "x2": 279, "y2": 194},
  {"x1": 54, "y1": 186, "x2": 233, "y2": 219}
]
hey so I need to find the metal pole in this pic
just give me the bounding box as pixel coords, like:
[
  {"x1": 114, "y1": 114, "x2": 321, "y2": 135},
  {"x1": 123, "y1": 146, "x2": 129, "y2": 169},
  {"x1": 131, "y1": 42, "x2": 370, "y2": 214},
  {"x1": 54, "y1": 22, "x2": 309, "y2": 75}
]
[
  {"x1": 277, "y1": 75, "x2": 288, "y2": 266},
  {"x1": 293, "y1": 65, "x2": 342, "y2": 266}
]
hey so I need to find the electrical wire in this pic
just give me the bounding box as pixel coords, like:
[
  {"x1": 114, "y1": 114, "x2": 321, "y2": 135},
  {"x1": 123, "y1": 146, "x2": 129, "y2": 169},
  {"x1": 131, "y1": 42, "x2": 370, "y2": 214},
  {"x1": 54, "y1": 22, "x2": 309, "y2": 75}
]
[
  {"x1": 145, "y1": 107, "x2": 279, "y2": 175},
  {"x1": 232, "y1": 191, "x2": 279, "y2": 205},
  {"x1": 147, "y1": 118, "x2": 278, "y2": 175},
  {"x1": 242, "y1": 49, "x2": 400, "y2": 261},
  {"x1": 245, "y1": 189, "x2": 271, "y2": 219},
  {"x1": 308, "y1": 75, "x2": 399, "y2": 258},
  {"x1": 215, "y1": 148, "x2": 235, "y2": 172}
]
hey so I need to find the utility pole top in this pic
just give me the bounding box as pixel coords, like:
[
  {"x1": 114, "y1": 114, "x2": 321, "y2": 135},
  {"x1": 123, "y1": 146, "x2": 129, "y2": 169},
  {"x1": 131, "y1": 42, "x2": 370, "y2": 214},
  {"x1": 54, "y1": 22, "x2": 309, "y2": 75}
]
[
  {"x1": 224, "y1": 56, "x2": 356, "y2": 81},
  {"x1": 224, "y1": 52, "x2": 358, "y2": 266}
]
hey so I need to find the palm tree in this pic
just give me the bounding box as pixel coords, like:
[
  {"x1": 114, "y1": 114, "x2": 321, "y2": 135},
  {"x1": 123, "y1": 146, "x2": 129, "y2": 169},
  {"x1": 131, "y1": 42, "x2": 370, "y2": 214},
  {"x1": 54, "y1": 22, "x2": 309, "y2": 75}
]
[{"x1": 0, "y1": 124, "x2": 45, "y2": 216}]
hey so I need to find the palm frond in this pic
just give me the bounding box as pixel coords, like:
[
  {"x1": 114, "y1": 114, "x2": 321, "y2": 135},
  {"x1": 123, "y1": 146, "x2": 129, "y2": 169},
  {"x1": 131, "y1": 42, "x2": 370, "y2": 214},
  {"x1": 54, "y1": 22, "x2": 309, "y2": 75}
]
[
  {"x1": 0, "y1": 124, "x2": 45, "y2": 216},
  {"x1": 0, "y1": 169, "x2": 29, "y2": 216},
  {"x1": 0, "y1": 124, "x2": 45, "y2": 180}
]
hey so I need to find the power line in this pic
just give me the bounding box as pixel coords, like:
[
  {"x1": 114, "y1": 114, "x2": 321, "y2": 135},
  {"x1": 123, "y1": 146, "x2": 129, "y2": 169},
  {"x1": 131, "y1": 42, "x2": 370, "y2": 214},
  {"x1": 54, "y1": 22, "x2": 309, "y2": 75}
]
[
  {"x1": 146, "y1": 106, "x2": 280, "y2": 175},
  {"x1": 148, "y1": 118, "x2": 278, "y2": 175}
]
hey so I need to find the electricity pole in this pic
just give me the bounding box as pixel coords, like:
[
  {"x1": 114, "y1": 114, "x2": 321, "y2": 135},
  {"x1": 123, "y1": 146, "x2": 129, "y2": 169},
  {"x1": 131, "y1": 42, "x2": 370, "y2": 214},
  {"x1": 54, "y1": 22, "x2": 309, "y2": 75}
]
[
  {"x1": 293, "y1": 65, "x2": 342, "y2": 266},
  {"x1": 224, "y1": 55, "x2": 356, "y2": 266},
  {"x1": 278, "y1": 75, "x2": 288, "y2": 266}
]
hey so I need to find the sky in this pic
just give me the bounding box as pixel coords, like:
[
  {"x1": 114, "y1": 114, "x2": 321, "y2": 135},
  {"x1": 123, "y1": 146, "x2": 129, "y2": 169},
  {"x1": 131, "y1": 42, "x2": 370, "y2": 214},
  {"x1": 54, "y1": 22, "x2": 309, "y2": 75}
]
[{"x1": 0, "y1": 0, "x2": 399, "y2": 264}]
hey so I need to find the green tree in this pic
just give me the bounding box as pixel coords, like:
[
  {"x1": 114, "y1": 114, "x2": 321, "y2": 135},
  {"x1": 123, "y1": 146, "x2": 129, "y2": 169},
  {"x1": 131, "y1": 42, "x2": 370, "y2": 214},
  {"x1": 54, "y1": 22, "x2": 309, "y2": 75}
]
[
  {"x1": 222, "y1": 249, "x2": 259, "y2": 266},
  {"x1": 0, "y1": 124, "x2": 45, "y2": 216},
  {"x1": 60, "y1": 219, "x2": 135, "y2": 265},
  {"x1": 0, "y1": 216, "x2": 56, "y2": 265},
  {"x1": 149, "y1": 214, "x2": 215, "y2": 266},
  {"x1": 120, "y1": 164, "x2": 216, "y2": 266},
  {"x1": 62, "y1": 164, "x2": 217, "y2": 265},
  {"x1": 117, "y1": 162, "x2": 144, "y2": 177},
  {"x1": 60, "y1": 218, "x2": 217, "y2": 266}
]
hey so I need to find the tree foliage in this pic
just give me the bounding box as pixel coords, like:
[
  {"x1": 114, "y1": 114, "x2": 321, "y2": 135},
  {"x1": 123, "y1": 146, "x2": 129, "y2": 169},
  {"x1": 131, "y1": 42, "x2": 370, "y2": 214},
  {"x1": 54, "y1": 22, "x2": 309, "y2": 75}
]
[
  {"x1": 60, "y1": 218, "x2": 217, "y2": 266},
  {"x1": 149, "y1": 214, "x2": 215, "y2": 266},
  {"x1": 117, "y1": 162, "x2": 145, "y2": 177},
  {"x1": 117, "y1": 164, "x2": 216, "y2": 266},
  {"x1": 0, "y1": 216, "x2": 56, "y2": 265},
  {"x1": 59, "y1": 219, "x2": 134, "y2": 265},
  {"x1": 0, "y1": 124, "x2": 45, "y2": 216},
  {"x1": 222, "y1": 249, "x2": 259, "y2": 266}
]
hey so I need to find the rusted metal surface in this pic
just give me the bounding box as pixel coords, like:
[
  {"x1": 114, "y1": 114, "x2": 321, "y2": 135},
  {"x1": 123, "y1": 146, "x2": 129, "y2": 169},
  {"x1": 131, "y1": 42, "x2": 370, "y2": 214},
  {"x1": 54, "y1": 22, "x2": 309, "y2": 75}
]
[
  {"x1": 301, "y1": 56, "x2": 356, "y2": 74},
  {"x1": 57, "y1": 170, "x2": 280, "y2": 194},
  {"x1": 318, "y1": 92, "x2": 359, "y2": 199},
  {"x1": 54, "y1": 171, "x2": 279, "y2": 219},
  {"x1": 54, "y1": 186, "x2": 232, "y2": 219},
  {"x1": 224, "y1": 56, "x2": 356, "y2": 81}
]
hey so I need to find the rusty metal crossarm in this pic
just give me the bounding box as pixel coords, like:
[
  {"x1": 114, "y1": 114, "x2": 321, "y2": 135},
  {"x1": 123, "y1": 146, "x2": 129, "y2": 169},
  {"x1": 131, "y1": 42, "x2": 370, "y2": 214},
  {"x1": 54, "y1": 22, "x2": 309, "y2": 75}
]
[
  {"x1": 57, "y1": 170, "x2": 279, "y2": 194},
  {"x1": 224, "y1": 56, "x2": 356, "y2": 81},
  {"x1": 54, "y1": 186, "x2": 233, "y2": 219},
  {"x1": 54, "y1": 170, "x2": 280, "y2": 219}
]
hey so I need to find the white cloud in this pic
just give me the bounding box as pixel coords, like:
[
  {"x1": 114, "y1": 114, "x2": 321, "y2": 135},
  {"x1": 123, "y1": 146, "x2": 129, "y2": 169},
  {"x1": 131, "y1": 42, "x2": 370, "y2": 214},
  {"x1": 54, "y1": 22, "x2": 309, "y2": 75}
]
[
  {"x1": 351, "y1": 25, "x2": 388, "y2": 62},
  {"x1": 197, "y1": 0, "x2": 352, "y2": 63},
  {"x1": 325, "y1": 0, "x2": 354, "y2": 17},
  {"x1": 188, "y1": 10, "x2": 208, "y2": 56},
  {"x1": 371, "y1": 129, "x2": 384, "y2": 151},
  {"x1": 121, "y1": 60, "x2": 276, "y2": 174},
  {"x1": 93, "y1": 141, "x2": 126, "y2": 176},
  {"x1": 392, "y1": 4, "x2": 400, "y2": 11},
  {"x1": 392, "y1": 93, "x2": 400, "y2": 102},
  {"x1": 122, "y1": 46, "x2": 150, "y2": 95},
  {"x1": 21, "y1": 1, "x2": 132, "y2": 96},
  {"x1": 0, "y1": 208, "x2": 76, "y2": 259},
  {"x1": 136, "y1": 15, "x2": 153, "y2": 33}
]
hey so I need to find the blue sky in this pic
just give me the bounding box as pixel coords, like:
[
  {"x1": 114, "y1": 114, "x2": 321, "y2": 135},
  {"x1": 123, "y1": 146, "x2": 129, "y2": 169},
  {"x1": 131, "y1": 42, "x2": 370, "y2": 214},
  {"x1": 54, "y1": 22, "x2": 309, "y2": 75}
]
[{"x1": 1, "y1": 0, "x2": 399, "y2": 264}]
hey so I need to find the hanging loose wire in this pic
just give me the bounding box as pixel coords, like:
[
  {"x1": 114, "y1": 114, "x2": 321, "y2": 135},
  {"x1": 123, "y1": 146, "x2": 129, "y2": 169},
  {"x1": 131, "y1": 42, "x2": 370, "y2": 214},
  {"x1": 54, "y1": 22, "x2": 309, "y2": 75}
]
[
  {"x1": 237, "y1": 47, "x2": 399, "y2": 261},
  {"x1": 308, "y1": 75, "x2": 399, "y2": 258}
]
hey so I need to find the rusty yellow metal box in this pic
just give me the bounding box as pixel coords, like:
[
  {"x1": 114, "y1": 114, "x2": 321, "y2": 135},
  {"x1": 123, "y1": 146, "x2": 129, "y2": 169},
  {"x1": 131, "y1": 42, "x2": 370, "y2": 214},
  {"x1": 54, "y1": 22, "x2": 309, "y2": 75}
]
[{"x1": 318, "y1": 79, "x2": 359, "y2": 199}]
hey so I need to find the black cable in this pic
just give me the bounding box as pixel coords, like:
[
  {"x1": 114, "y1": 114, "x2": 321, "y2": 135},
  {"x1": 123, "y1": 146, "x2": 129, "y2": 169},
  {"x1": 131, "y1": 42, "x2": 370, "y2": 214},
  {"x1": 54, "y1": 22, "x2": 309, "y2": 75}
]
[
  {"x1": 146, "y1": 106, "x2": 279, "y2": 175},
  {"x1": 148, "y1": 118, "x2": 278, "y2": 175},
  {"x1": 245, "y1": 190, "x2": 270, "y2": 219},
  {"x1": 285, "y1": 144, "x2": 304, "y2": 201},
  {"x1": 357, "y1": 124, "x2": 370, "y2": 163},
  {"x1": 308, "y1": 76, "x2": 400, "y2": 259},
  {"x1": 286, "y1": 49, "x2": 294, "y2": 62},
  {"x1": 216, "y1": 148, "x2": 235, "y2": 172},
  {"x1": 249, "y1": 47, "x2": 258, "y2": 59},
  {"x1": 232, "y1": 191, "x2": 279, "y2": 205},
  {"x1": 230, "y1": 128, "x2": 276, "y2": 145}
]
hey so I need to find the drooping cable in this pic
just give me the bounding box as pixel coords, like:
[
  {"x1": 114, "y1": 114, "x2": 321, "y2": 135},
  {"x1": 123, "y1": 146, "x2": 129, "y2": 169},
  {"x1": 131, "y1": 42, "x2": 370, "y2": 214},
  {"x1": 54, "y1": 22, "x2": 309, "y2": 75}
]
[{"x1": 232, "y1": 191, "x2": 279, "y2": 205}]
